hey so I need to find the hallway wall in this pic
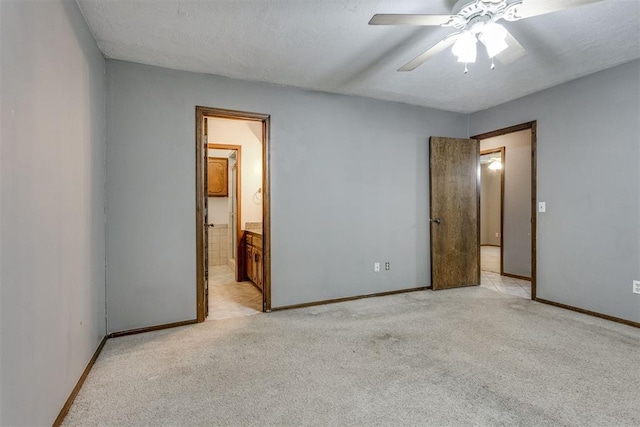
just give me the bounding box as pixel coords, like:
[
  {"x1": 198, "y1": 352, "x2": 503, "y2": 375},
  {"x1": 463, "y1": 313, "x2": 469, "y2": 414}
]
[
  {"x1": 480, "y1": 163, "x2": 501, "y2": 246},
  {"x1": 0, "y1": 0, "x2": 107, "y2": 424}
]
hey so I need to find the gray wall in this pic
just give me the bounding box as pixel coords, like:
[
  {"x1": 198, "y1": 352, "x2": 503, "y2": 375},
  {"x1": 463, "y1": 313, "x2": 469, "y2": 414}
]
[
  {"x1": 470, "y1": 60, "x2": 640, "y2": 323},
  {"x1": 0, "y1": 0, "x2": 106, "y2": 425},
  {"x1": 480, "y1": 164, "x2": 501, "y2": 246},
  {"x1": 105, "y1": 60, "x2": 467, "y2": 332},
  {"x1": 481, "y1": 130, "x2": 532, "y2": 277}
]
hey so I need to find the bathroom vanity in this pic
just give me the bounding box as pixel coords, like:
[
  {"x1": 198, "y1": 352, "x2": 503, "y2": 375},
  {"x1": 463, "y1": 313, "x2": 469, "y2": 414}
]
[{"x1": 244, "y1": 230, "x2": 263, "y2": 291}]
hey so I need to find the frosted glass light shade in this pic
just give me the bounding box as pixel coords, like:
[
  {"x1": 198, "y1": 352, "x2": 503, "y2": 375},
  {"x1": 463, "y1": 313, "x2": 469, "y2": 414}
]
[
  {"x1": 480, "y1": 22, "x2": 508, "y2": 58},
  {"x1": 452, "y1": 32, "x2": 477, "y2": 63}
]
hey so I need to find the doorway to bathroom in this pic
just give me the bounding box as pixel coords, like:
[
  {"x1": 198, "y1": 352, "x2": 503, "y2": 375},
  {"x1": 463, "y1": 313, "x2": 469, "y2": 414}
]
[
  {"x1": 206, "y1": 143, "x2": 260, "y2": 320},
  {"x1": 195, "y1": 106, "x2": 271, "y2": 322}
]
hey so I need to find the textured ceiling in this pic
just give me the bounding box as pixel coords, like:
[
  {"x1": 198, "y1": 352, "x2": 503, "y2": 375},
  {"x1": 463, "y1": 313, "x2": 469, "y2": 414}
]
[{"x1": 76, "y1": 0, "x2": 640, "y2": 113}]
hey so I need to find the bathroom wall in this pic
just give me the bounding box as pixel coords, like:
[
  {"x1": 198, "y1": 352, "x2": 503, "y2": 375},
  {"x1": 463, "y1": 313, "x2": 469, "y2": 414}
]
[
  {"x1": 208, "y1": 224, "x2": 228, "y2": 266},
  {"x1": 207, "y1": 117, "x2": 263, "y2": 230}
]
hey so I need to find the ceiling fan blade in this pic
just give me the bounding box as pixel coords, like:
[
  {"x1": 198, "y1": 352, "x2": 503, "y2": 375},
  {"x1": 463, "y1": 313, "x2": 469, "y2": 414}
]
[
  {"x1": 511, "y1": 0, "x2": 603, "y2": 20},
  {"x1": 369, "y1": 14, "x2": 455, "y2": 26},
  {"x1": 495, "y1": 30, "x2": 526, "y2": 65},
  {"x1": 398, "y1": 33, "x2": 461, "y2": 72}
]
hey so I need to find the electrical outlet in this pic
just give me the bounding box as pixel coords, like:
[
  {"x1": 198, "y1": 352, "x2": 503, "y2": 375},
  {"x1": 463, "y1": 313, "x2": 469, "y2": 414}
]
[
  {"x1": 385, "y1": 262, "x2": 390, "y2": 271},
  {"x1": 374, "y1": 262, "x2": 380, "y2": 272},
  {"x1": 633, "y1": 281, "x2": 640, "y2": 294},
  {"x1": 495, "y1": 232, "x2": 499, "y2": 237}
]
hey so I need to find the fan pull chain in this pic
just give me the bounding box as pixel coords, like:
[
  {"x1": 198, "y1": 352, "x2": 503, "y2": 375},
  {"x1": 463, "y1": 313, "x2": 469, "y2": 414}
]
[
  {"x1": 464, "y1": 63, "x2": 469, "y2": 74},
  {"x1": 491, "y1": 58, "x2": 496, "y2": 70}
]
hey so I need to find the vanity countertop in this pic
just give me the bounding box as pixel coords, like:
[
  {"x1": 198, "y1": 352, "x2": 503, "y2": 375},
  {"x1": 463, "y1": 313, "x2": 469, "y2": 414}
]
[{"x1": 244, "y1": 229, "x2": 262, "y2": 236}]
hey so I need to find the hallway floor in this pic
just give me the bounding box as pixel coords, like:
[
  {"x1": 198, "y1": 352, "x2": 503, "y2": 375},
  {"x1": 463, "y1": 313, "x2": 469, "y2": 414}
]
[
  {"x1": 481, "y1": 271, "x2": 531, "y2": 299},
  {"x1": 480, "y1": 245, "x2": 531, "y2": 299},
  {"x1": 207, "y1": 265, "x2": 262, "y2": 321},
  {"x1": 481, "y1": 245, "x2": 501, "y2": 273}
]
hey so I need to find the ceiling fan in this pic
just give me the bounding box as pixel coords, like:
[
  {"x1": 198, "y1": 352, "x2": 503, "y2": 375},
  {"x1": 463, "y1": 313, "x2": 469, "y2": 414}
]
[{"x1": 369, "y1": 0, "x2": 603, "y2": 72}]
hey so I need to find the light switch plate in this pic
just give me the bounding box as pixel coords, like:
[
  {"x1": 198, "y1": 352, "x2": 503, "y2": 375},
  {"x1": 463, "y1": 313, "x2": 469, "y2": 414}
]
[
  {"x1": 633, "y1": 280, "x2": 640, "y2": 294},
  {"x1": 538, "y1": 202, "x2": 546, "y2": 213}
]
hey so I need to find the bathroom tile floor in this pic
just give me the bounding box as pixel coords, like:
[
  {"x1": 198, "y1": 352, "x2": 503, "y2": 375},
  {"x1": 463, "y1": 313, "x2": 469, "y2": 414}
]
[
  {"x1": 207, "y1": 265, "x2": 262, "y2": 321},
  {"x1": 481, "y1": 270, "x2": 531, "y2": 299}
]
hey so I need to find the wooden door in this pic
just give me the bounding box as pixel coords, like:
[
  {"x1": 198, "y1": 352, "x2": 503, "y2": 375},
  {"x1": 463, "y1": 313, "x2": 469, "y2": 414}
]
[
  {"x1": 203, "y1": 121, "x2": 209, "y2": 318},
  {"x1": 430, "y1": 136, "x2": 480, "y2": 290}
]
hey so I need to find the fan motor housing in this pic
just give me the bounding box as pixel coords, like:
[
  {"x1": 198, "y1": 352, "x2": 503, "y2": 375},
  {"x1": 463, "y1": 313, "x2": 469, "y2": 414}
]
[{"x1": 449, "y1": 0, "x2": 521, "y2": 29}]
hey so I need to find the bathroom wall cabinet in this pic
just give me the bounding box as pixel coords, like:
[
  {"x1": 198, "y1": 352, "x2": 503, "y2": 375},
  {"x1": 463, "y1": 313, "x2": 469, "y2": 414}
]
[{"x1": 207, "y1": 157, "x2": 228, "y2": 197}]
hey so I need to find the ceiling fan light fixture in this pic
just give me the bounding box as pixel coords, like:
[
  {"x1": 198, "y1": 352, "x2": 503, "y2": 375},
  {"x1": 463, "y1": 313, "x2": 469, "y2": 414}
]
[
  {"x1": 452, "y1": 31, "x2": 477, "y2": 63},
  {"x1": 480, "y1": 22, "x2": 508, "y2": 58},
  {"x1": 372, "y1": 0, "x2": 607, "y2": 73}
]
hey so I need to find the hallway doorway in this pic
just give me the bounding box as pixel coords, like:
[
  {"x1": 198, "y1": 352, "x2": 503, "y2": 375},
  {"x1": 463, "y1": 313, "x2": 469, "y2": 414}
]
[{"x1": 474, "y1": 121, "x2": 537, "y2": 300}]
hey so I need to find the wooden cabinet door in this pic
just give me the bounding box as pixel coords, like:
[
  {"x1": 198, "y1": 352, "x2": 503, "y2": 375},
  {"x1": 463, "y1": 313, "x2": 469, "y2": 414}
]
[
  {"x1": 207, "y1": 157, "x2": 228, "y2": 197},
  {"x1": 246, "y1": 245, "x2": 253, "y2": 283},
  {"x1": 256, "y1": 249, "x2": 263, "y2": 290}
]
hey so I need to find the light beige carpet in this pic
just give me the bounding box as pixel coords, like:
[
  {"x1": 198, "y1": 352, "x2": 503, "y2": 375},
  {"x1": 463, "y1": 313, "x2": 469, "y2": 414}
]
[{"x1": 63, "y1": 287, "x2": 639, "y2": 426}]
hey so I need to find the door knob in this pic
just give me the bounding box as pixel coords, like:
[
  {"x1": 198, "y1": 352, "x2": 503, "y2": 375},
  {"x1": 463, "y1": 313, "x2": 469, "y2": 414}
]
[{"x1": 430, "y1": 218, "x2": 441, "y2": 224}]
